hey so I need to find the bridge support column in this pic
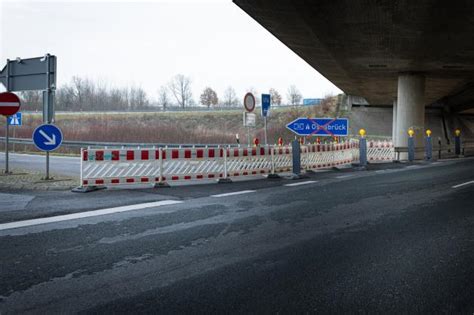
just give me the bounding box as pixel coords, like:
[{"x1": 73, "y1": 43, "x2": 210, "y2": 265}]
[
  {"x1": 392, "y1": 99, "x2": 397, "y2": 145},
  {"x1": 395, "y1": 74, "x2": 425, "y2": 160}
]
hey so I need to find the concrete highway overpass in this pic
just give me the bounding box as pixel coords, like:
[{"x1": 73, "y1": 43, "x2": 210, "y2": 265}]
[{"x1": 233, "y1": 0, "x2": 474, "y2": 155}]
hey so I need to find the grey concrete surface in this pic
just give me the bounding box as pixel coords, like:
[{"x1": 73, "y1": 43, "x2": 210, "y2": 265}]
[
  {"x1": 0, "y1": 158, "x2": 473, "y2": 313},
  {"x1": 233, "y1": 1, "x2": 474, "y2": 109}
]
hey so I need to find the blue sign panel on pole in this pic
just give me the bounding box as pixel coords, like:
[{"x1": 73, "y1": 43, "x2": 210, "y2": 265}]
[
  {"x1": 303, "y1": 98, "x2": 323, "y2": 106},
  {"x1": 261, "y1": 94, "x2": 271, "y2": 117},
  {"x1": 286, "y1": 117, "x2": 349, "y2": 136},
  {"x1": 33, "y1": 124, "x2": 63, "y2": 151},
  {"x1": 8, "y1": 112, "x2": 22, "y2": 126}
]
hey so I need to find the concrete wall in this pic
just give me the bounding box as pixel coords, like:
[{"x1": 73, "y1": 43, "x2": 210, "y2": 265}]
[{"x1": 348, "y1": 107, "x2": 473, "y2": 143}]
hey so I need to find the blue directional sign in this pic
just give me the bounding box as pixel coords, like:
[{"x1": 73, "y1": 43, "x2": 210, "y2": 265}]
[
  {"x1": 261, "y1": 94, "x2": 271, "y2": 117},
  {"x1": 33, "y1": 124, "x2": 63, "y2": 151},
  {"x1": 8, "y1": 112, "x2": 22, "y2": 126},
  {"x1": 303, "y1": 98, "x2": 323, "y2": 106},
  {"x1": 286, "y1": 117, "x2": 349, "y2": 136}
]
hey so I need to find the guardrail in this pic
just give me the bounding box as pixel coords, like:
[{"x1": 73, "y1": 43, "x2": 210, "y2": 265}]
[{"x1": 0, "y1": 137, "x2": 239, "y2": 149}]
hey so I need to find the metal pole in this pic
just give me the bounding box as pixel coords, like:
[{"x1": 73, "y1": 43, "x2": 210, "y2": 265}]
[
  {"x1": 271, "y1": 145, "x2": 275, "y2": 174},
  {"x1": 4, "y1": 59, "x2": 10, "y2": 174},
  {"x1": 44, "y1": 54, "x2": 52, "y2": 180},
  {"x1": 359, "y1": 138, "x2": 367, "y2": 166},
  {"x1": 223, "y1": 146, "x2": 228, "y2": 179},
  {"x1": 264, "y1": 116, "x2": 268, "y2": 146},
  {"x1": 5, "y1": 117, "x2": 9, "y2": 174},
  {"x1": 425, "y1": 136, "x2": 432, "y2": 161},
  {"x1": 79, "y1": 148, "x2": 83, "y2": 186},
  {"x1": 247, "y1": 126, "x2": 250, "y2": 147}
]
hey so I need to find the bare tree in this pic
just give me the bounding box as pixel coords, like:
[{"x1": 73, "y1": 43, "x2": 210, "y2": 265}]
[
  {"x1": 200, "y1": 87, "x2": 218, "y2": 108},
  {"x1": 168, "y1": 74, "x2": 192, "y2": 109},
  {"x1": 287, "y1": 85, "x2": 302, "y2": 106},
  {"x1": 269, "y1": 88, "x2": 282, "y2": 106},
  {"x1": 18, "y1": 91, "x2": 42, "y2": 111},
  {"x1": 157, "y1": 86, "x2": 171, "y2": 110},
  {"x1": 223, "y1": 86, "x2": 238, "y2": 107}
]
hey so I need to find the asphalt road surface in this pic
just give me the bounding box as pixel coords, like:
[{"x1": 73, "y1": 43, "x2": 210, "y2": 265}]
[
  {"x1": 0, "y1": 159, "x2": 473, "y2": 313},
  {"x1": 0, "y1": 152, "x2": 80, "y2": 176}
]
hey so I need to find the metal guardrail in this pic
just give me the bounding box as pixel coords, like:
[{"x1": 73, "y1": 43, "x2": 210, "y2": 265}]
[{"x1": 0, "y1": 137, "x2": 240, "y2": 149}]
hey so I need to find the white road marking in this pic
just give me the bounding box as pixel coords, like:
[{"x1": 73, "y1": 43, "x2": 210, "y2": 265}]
[
  {"x1": 0, "y1": 200, "x2": 183, "y2": 231},
  {"x1": 210, "y1": 190, "x2": 256, "y2": 198},
  {"x1": 452, "y1": 180, "x2": 474, "y2": 189},
  {"x1": 284, "y1": 181, "x2": 317, "y2": 187},
  {"x1": 336, "y1": 175, "x2": 353, "y2": 179}
]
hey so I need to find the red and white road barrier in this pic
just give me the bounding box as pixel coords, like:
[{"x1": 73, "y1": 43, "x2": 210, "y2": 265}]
[{"x1": 78, "y1": 140, "x2": 393, "y2": 189}]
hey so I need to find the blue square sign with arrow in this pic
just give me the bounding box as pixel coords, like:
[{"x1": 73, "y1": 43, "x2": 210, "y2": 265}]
[{"x1": 261, "y1": 94, "x2": 271, "y2": 117}]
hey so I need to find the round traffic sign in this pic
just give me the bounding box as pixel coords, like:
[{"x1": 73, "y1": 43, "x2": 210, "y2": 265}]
[
  {"x1": 0, "y1": 92, "x2": 21, "y2": 116},
  {"x1": 33, "y1": 124, "x2": 63, "y2": 152},
  {"x1": 243, "y1": 92, "x2": 256, "y2": 112}
]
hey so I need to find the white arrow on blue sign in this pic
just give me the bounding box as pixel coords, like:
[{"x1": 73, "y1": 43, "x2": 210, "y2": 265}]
[
  {"x1": 7, "y1": 112, "x2": 22, "y2": 126},
  {"x1": 286, "y1": 117, "x2": 349, "y2": 136},
  {"x1": 33, "y1": 124, "x2": 63, "y2": 151}
]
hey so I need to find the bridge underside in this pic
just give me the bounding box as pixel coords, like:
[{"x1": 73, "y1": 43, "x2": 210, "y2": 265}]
[{"x1": 233, "y1": 0, "x2": 474, "y2": 112}]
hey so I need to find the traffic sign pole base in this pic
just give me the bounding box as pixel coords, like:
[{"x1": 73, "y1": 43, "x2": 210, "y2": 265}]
[
  {"x1": 72, "y1": 185, "x2": 106, "y2": 193},
  {"x1": 154, "y1": 182, "x2": 170, "y2": 188},
  {"x1": 41, "y1": 176, "x2": 54, "y2": 181},
  {"x1": 218, "y1": 178, "x2": 232, "y2": 184}
]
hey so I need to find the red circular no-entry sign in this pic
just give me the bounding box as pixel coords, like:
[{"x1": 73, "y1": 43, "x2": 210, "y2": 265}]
[{"x1": 0, "y1": 92, "x2": 21, "y2": 116}]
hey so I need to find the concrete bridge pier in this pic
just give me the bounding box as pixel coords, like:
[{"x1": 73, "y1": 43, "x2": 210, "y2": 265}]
[{"x1": 395, "y1": 74, "x2": 426, "y2": 159}]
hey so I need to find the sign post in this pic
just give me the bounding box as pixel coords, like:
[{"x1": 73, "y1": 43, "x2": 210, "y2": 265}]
[
  {"x1": 33, "y1": 124, "x2": 63, "y2": 179},
  {"x1": 0, "y1": 54, "x2": 57, "y2": 178},
  {"x1": 0, "y1": 92, "x2": 21, "y2": 174},
  {"x1": 243, "y1": 93, "x2": 256, "y2": 147},
  {"x1": 261, "y1": 94, "x2": 271, "y2": 146}
]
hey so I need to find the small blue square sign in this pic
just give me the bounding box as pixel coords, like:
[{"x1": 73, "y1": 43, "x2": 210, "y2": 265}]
[{"x1": 8, "y1": 112, "x2": 22, "y2": 126}]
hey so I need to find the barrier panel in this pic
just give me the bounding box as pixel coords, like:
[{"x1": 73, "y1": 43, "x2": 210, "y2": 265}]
[
  {"x1": 78, "y1": 139, "x2": 394, "y2": 189},
  {"x1": 367, "y1": 140, "x2": 394, "y2": 162}
]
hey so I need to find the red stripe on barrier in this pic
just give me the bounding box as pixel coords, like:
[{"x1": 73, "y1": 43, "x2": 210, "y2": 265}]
[
  {"x1": 208, "y1": 174, "x2": 215, "y2": 178},
  {"x1": 197, "y1": 174, "x2": 203, "y2": 179},
  {"x1": 126, "y1": 178, "x2": 134, "y2": 183},
  {"x1": 233, "y1": 173, "x2": 240, "y2": 176},
  {"x1": 184, "y1": 150, "x2": 191, "y2": 159},
  {"x1": 260, "y1": 147, "x2": 265, "y2": 155},
  {"x1": 112, "y1": 150, "x2": 119, "y2": 161},
  {"x1": 83, "y1": 180, "x2": 88, "y2": 185},
  {"x1": 96, "y1": 179, "x2": 104, "y2": 185},
  {"x1": 83, "y1": 151, "x2": 88, "y2": 161},
  {"x1": 252, "y1": 148, "x2": 256, "y2": 156},
  {"x1": 234, "y1": 148, "x2": 239, "y2": 156},
  {"x1": 141, "y1": 177, "x2": 149, "y2": 182},
  {"x1": 96, "y1": 151, "x2": 104, "y2": 161},
  {"x1": 243, "y1": 172, "x2": 248, "y2": 175},
  {"x1": 184, "y1": 175, "x2": 191, "y2": 180},
  {"x1": 172, "y1": 176, "x2": 179, "y2": 180},
  {"x1": 197, "y1": 149, "x2": 203, "y2": 158},
  {"x1": 252, "y1": 171, "x2": 257, "y2": 175},
  {"x1": 172, "y1": 150, "x2": 179, "y2": 159},
  {"x1": 141, "y1": 151, "x2": 149, "y2": 160},
  {"x1": 111, "y1": 179, "x2": 119, "y2": 184},
  {"x1": 208, "y1": 149, "x2": 215, "y2": 158},
  {"x1": 126, "y1": 151, "x2": 134, "y2": 161},
  {"x1": 155, "y1": 150, "x2": 160, "y2": 159},
  {"x1": 260, "y1": 170, "x2": 265, "y2": 174},
  {"x1": 162, "y1": 151, "x2": 166, "y2": 160},
  {"x1": 243, "y1": 149, "x2": 248, "y2": 156},
  {"x1": 285, "y1": 148, "x2": 290, "y2": 154},
  {"x1": 220, "y1": 148, "x2": 224, "y2": 158}
]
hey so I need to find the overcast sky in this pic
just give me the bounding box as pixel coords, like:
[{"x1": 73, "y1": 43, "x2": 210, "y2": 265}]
[{"x1": 0, "y1": 0, "x2": 342, "y2": 103}]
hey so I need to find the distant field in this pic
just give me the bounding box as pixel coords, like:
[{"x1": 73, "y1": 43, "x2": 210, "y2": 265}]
[{"x1": 2, "y1": 107, "x2": 348, "y2": 146}]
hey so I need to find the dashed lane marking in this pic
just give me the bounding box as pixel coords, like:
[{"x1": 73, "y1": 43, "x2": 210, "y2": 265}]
[
  {"x1": 210, "y1": 190, "x2": 256, "y2": 198},
  {"x1": 452, "y1": 180, "x2": 474, "y2": 189},
  {"x1": 0, "y1": 200, "x2": 183, "y2": 231},
  {"x1": 284, "y1": 181, "x2": 317, "y2": 187},
  {"x1": 336, "y1": 175, "x2": 354, "y2": 179}
]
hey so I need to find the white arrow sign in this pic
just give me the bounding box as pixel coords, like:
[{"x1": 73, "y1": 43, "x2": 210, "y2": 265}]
[{"x1": 39, "y1": 129, "x2": 56, "y2": 145}]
